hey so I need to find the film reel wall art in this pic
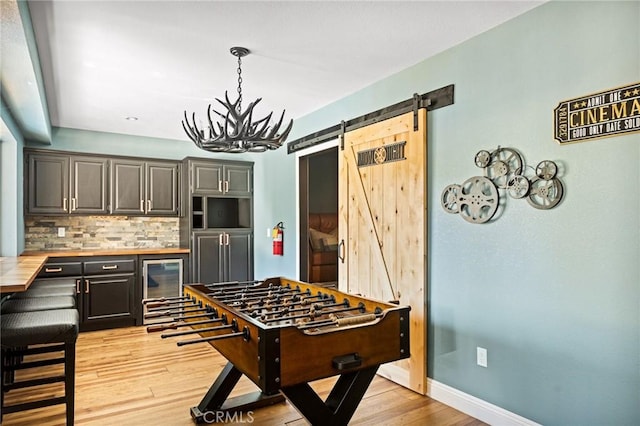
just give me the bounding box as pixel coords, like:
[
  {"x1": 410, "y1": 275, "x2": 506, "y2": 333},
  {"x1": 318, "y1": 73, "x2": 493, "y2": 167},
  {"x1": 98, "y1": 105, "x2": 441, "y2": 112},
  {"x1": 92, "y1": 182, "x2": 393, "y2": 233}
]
[{"x1": 441, "y1": 146, "x2": 565, "y2": 224}]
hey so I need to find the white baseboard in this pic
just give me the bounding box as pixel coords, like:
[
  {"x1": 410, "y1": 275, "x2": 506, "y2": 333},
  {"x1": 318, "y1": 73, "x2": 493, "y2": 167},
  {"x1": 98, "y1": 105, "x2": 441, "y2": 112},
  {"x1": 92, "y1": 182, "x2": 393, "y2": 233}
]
[{"x1": 426, "y1": 378, "x2": 542, "y2": 426}]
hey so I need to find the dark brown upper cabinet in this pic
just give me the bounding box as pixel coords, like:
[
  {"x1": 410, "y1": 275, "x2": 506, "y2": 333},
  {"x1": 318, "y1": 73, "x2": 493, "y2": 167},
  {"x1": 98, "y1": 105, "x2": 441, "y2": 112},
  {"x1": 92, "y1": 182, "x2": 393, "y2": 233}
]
[
  {"x1": 189, "y1": 160, "x2": 252, "y2": 196},
  {"x1": 26, "y1": 151, "x2": 108, "y2": 215},
  {"x1": 25, "y1": 149, "x2": 180, "y2": 217},
  {"x1": 110, "y1": 159, "x2": 179, "y2": 216},
  {"x1": 71, "y1": 156, "x2": 109, "y2": 214}
]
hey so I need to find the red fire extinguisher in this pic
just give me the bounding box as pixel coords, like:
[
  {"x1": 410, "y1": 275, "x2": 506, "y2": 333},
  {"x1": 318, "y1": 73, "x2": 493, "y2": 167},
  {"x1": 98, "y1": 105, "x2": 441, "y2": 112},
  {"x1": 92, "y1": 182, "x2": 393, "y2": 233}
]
[{"x1": 272, "y1": 222, "x2": 284, "y2": 256}]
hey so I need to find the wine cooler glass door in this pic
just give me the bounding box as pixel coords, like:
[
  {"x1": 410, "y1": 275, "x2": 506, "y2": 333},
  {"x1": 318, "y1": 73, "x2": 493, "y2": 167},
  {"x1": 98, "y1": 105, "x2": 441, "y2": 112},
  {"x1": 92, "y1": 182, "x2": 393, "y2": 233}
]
[{"x1": 143, "y1": 259, "x2": 183, "y2": 324}]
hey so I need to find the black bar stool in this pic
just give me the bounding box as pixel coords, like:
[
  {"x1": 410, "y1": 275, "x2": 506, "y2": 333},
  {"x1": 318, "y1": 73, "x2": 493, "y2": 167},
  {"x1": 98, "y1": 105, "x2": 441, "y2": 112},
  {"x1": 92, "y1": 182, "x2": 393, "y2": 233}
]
[
  {"x1": 1, "y1": 296, "x2": 76, "y2": 314},
  {"x1": 29, "y1": 280, "x2": 77, "y2": 290},
  {"x1": 12, "y1": 285, "x2": 76, "y2": 298},
  {"x1": 1, "y1": 296, "x2": 77, "y2": 388},
  {"x1": 1, "y1": 309, "x2": 79, "y2": 425}
]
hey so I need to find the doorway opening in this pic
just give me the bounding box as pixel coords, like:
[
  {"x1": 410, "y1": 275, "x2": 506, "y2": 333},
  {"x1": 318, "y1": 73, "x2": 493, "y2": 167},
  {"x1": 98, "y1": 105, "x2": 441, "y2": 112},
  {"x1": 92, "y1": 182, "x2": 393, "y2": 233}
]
[{"x1": 298, "y1": 147, "x2": 338, "y2": 285}]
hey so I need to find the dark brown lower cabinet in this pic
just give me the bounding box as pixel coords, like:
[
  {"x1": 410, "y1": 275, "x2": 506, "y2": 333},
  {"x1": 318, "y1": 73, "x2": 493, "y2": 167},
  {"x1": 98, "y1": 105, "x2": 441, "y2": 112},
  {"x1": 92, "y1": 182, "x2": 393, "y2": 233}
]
[
  {"x1": 191, "y1": 230, "x2": 253, "y2": 284},
  {"x1": 32, "y1": 256, "x2": 138, "y2": 331},
  {"x1": 81, "y1": 272, "x2": 136, "y2": 331}
]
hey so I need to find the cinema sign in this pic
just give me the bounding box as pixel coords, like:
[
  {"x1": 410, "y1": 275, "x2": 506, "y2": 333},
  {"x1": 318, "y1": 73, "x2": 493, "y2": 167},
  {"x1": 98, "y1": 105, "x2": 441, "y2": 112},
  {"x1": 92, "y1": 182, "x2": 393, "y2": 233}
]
[{"x1": 554, "y1": 82, "x2": 640, "y2": 144}]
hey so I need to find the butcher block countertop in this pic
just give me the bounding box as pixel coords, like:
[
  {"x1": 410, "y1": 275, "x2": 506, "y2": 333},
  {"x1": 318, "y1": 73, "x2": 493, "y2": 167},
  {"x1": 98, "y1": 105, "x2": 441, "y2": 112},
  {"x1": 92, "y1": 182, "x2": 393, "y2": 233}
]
[
  {"x1": 1, "y1": 248, "x2": 189, "y2": 293},
  {"x1": 0, "y1": 255, "x2": 49, "y2": 294}
]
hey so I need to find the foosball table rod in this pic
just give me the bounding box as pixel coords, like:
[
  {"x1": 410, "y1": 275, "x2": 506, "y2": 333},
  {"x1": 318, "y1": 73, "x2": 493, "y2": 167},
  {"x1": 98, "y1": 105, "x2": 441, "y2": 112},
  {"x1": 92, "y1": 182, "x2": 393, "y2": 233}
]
[
  {"x1": 145, "y1": 312, "x2": 216, "y2": 325},
  {"x1": 211, "y1": 287, "x2": 296, "y2": 302},
  {"x1": 202, "y1": 280, "x2": 262, "y2": 290},
  {"x1": 146, "y1": 317, "x2": 224, "y2": 333},
  {"x1": 161, "y1": 323, "x2": 233, "y2": 338},
  {"x1": 254, "y1": 296, "x2": 340, "y2": 317},
  {"x1": 261, "y1": 303, "x2": 365, "y2": 324},
  {"x1": 142, "y1": 295, "x2": 193, "y2": 305},
  {"x1": 144, "y1": 306, "x2": 209, "y2": 319},
  {"x1": 176, "y1": 326, "x2": 250, "y2": 346},
  {"x1": 145, "y1": 300, "x2": 200, "y2": 310}
]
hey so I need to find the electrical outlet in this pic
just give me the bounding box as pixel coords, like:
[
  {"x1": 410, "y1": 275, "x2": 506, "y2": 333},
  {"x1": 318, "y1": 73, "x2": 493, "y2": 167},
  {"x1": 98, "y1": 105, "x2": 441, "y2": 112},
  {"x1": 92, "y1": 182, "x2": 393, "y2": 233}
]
[
  {"x1": 57, "y1": 227, "x2": 66, "y2": 237},
  {"x1": 477, "y1": 347, "x2": 488, "y2": 368}
]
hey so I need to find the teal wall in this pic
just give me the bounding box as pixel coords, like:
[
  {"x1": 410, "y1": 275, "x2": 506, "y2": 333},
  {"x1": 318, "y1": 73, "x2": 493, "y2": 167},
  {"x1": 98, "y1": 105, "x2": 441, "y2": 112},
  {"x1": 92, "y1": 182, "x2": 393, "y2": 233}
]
[
  {"x1": 290, "y1": 1, "x2": 639, "y2": 424},
  {"x1": 1, "y1": 101, "x2": 25, "y2": 256},
  {"x1": 3, "y1": 1, "x2": 638, "y2": 424}
]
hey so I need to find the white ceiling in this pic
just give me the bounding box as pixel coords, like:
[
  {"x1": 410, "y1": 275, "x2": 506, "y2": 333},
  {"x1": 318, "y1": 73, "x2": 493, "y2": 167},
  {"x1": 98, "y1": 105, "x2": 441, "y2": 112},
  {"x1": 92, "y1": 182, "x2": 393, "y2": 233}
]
[{"x1": 19, "y1": 1, "x2": 543, "y2": 143}]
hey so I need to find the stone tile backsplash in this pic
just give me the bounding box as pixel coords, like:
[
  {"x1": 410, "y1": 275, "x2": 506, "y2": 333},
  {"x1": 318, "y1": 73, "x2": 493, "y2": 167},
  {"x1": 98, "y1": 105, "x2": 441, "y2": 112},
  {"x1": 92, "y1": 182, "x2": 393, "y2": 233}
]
[{"x1": 24, "y1": 216, "x2": 180, "y2": 251}]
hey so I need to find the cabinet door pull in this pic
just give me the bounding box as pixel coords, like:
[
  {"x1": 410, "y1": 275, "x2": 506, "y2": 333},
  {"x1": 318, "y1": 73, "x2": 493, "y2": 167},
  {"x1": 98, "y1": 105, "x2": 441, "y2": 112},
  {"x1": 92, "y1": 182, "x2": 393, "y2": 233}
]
[
  {"x1": 224, "y1": 180, "x2": 229, "y2": 193},
  {"x1": 147, "y1": 199, "x2": 152, "y2": 212},
  {"x1": 219, "y1": 234, "x2": 224, "y2": 246},
  {"x1": 45, "y1": 267, "x2": 62, "y2": 273},
  {"x1": 63, "y1": 198, "x2": 68, "y2": 211},
  {"x1": 225, "y1": 233, "x2": 230, "y2": 245},
  {"x1": 338, "y1": 240, "x2": 346, "y2": 263},
  {"x1": 71, "y1": 197, "x2": 77, "y2": 211},
  {"x1": 85, "y1": 279, "x2": 90, "y2": 293},
  {"x1": 102, "y1": 265, "x2": 118, "y2": 270},
  {"x1": 140, "y1": 199, "x2": 145, "y2": 212},
  {"x1": 218, "y1": 180, "x2": 223, "y2": 192},
  {"x1": 76, "y1": 279, "x2": 81, "y2": 294}
]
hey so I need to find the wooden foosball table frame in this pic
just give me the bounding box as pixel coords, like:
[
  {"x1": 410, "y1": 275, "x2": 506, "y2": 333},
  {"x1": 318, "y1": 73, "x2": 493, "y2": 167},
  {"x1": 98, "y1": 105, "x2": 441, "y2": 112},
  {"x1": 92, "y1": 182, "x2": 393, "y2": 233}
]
[{"x1": 144, "y1": 277, "x2": 411, "y2": 425}]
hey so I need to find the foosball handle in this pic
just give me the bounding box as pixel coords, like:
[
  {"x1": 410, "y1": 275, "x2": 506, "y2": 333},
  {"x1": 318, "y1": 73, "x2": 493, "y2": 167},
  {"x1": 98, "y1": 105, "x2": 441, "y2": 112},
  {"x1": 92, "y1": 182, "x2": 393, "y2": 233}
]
[
  {"x1": 144, "y1": 310, "x2": 171, "y2": 319},
  {"x1": 145, "y1": 301, "x2": 169, "y2": 308},
  {"x1": 146, "y1": 323, "x2": 179, "y2": 333},
  {"x1": 142, "y1": 296, "x2": 190, "y2": 304}
]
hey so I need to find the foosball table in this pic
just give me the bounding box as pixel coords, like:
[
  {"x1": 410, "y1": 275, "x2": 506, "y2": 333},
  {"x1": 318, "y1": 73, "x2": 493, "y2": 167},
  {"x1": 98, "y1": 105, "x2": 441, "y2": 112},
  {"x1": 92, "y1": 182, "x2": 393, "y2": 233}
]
[{"x1": 143, "y1": 277, "x2": 410, "y2": 425}]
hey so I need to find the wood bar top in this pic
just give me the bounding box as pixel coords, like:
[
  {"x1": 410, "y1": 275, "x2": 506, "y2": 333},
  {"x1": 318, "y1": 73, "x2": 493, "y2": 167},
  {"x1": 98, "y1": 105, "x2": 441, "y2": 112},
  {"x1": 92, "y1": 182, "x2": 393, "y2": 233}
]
[
  {"x1": 1, "y1": 248, "x2": 189, "y2": 293},
  {"x1": 0, "y1": 255, "x2": 48, "y2": 293}
]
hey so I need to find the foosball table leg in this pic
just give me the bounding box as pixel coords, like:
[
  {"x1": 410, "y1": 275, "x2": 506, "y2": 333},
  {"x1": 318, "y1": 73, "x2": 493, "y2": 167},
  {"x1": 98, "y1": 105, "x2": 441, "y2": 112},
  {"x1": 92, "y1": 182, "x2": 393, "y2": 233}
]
[
  {"x1": 190, "y1": 361, "x2": 285, "y2": 423},
  {"x1": 280, "y1": 365, "x2": 380, "y2": 426}
]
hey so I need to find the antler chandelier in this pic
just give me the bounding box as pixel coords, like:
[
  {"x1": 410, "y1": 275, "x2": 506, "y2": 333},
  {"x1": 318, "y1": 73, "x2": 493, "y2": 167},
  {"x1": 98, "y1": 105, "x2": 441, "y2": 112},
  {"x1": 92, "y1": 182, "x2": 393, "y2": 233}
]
[{"x1": 182, "y1": 47, "x2": 293, "y2": 153}]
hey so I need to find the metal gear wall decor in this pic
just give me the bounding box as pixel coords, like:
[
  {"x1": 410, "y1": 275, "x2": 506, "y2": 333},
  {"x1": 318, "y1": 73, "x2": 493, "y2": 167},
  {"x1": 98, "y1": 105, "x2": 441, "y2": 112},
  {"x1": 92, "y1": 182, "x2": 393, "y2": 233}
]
[{"x1": 441, "y1": 146, "x2": 565, "y2": 223}]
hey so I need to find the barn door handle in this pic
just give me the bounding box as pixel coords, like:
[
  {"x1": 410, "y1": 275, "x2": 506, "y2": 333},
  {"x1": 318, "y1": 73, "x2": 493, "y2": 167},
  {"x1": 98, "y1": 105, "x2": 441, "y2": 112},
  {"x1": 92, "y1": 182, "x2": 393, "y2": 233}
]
[{"x1": 338, "y1": 240, "x2": 345, "y2": 263}]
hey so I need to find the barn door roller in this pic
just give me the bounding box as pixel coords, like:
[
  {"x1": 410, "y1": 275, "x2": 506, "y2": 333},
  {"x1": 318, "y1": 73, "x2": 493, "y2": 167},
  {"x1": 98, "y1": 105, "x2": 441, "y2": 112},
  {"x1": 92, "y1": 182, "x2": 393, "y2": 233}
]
[{"x1": 412, "y1": 93, "x2": 430, "y2": 131}]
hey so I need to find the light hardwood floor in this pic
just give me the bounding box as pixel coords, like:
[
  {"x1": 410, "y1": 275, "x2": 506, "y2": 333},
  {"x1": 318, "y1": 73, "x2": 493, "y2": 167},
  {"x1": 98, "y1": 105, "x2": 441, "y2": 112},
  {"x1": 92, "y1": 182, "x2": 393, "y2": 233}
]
[{"x1": 2, "y1": 326, "x2": 486, "y2": 425}]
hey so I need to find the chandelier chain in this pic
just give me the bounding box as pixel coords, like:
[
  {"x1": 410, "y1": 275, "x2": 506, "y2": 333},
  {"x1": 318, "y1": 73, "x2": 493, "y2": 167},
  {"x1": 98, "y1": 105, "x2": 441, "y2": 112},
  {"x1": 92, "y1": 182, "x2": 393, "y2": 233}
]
[{"x1": 237, "y1": 55, "x2": 243, "y2": 112}]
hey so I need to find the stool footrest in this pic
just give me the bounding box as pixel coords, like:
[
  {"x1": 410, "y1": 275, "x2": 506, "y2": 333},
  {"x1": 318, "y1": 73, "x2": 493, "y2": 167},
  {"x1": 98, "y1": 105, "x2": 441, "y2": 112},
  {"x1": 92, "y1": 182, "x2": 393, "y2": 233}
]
[
  {"x1": 2, "y1": 396, "x2": 67, "y2": 414},
  {"x1": 8, "y1": 357, "x2": 64, "y2": 371},
  {"x1": 11, "y1": 344, "x2": 65, "y2": 357},
  {"x1": 4, "y1": 375, "x2": 65, "y2": 391}
]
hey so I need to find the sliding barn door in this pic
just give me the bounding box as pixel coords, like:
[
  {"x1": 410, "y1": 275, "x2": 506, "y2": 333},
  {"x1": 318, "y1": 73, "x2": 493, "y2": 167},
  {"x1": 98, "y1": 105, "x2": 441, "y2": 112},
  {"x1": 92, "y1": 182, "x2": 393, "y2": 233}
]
[{"x1": 338, "y1": 110, "x2": 427, "y2": 395}]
